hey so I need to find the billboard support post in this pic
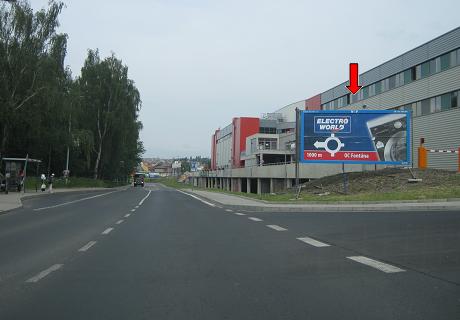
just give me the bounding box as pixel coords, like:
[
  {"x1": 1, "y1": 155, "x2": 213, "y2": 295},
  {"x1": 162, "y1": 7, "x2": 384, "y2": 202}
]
[
  {"x1": 342, "y1": 162, "x2": 348, "y2": 194},
  {"x1": 295, "y1": 108, "x2": 300, "y2": 188}
]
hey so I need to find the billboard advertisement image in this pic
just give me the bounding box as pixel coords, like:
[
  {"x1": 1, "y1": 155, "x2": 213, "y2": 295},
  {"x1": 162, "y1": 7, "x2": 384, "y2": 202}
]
[{"x1": 300, "y1": 110, "x2": 411, "y2": 165}]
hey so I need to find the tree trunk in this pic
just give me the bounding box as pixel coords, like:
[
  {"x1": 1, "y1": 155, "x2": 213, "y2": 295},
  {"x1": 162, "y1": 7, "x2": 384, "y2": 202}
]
[
  {"x1": 1, "y1": 124, "x2": 7, "y2": 156},
  {"x1": 93, "y1": 142, "x2": 102, "y2": 179}
]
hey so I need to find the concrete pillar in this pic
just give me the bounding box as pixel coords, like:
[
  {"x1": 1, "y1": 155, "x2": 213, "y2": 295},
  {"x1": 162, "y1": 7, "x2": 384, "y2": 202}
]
[
  {"x1": 227, "y1": 178, "x2": 231, "y2": 191},
  {"x1": 257, "y1": 178, "x2": 262, "y2": 195},
  {"x1": 236, "y1": 178, "x2": 242, "y2": 192},
  {"x1": 246, "y1": 178, "x2": 251, "y2": 194},
  {"x1": 270, "y1": 178, "x2": 274, "y2": 194},
  {"x1": 286, "y1": 178, "x2": 292, "y2": 189}
]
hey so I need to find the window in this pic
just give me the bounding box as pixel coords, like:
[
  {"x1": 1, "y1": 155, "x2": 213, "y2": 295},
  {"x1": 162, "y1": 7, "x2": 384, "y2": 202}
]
[
  {"x1": 421, "y1": 99, "x2": 431, "y2": 115},
  {"x1": 346, "y1": 94, "x2": 350, "y2": 105},
  {"x1": 362, "y1": 86, "x2": 369, "y2": 100},
  {"x1": 421, "y1": 61, "x2": 431, "y2": 78},
  {"x1": 258, "y1": 138, "x2": 277, "y2": 150},
  {"x1": 375, "y1": 81, "x2": 381, "y2": 95},
  {"x1": 450, "y1": 50, "x2": 458, "y2": 67},
  {"x1": 452, "y1": 91, "x2": 458, "y2": 109},
  {"x1": 381, "y1": 78, "x2": 389, "y2": 92},
  {"x1": 369, "y1": 84, "x2": 375, "y2": 97},
  {"x1": 441, "y1": 52, "x2": 450, "y2": 71},
  {"x1": 406, "y1": 67, "x2": 415, "y2": 83},
  {"x1": 351, "y1": 93, "x2": 358, "y2": 103},
  {"x1": 396, "y1": 72, "x2": 404, "y2": 87},
  {"x1": 388, "y1": 75, "x2": 396, "y2": 90},
  {"x1": 430, "y1": 96, "x2": 441, "y2": 113},
  {"x1": 415, "y1": 101, "x2": 422, "y2": 117},
  {"x1": 415, "y1": 65, "x2": 422, "y2": 79},
  {"x1": 259, "y1": 127, "x2": 276, "y2": 134},
  {"x1": 458, "y1": 49, "x2": 460, "y2": 66},
  {"x1": 441, "y1": 93, "x2": 452, "y2": 111},
  {"x1": 430, "y1": 57, "x2": 441, "y2": 74}
]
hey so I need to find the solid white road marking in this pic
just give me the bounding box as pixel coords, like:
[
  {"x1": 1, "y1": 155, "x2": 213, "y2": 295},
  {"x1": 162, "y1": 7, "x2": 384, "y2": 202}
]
[
  {"x1": 297, "y1": 236, "x2": 330, "y2": 248},
  {"x1": 248, "y1": 217, "x2": 263, "y2": 222},
  {"x1": 78, "y1": 241, "x2": 97, "y2": 252},
  {"x1": 225, "y1": 209, "x2": 233, "y2": 212},
  {"x1": 135, "y1": 205, "x2": 139, "y2": 208},
  {"x1": 138, "y1": 190, "x2": 152, "y2": 206},
  {"x1": 266, "y1": 225, "x2": 287, "y2": 231},
  {"x1": 26, "y1": 264, "x2": 63, "y2": 283},
  {"x1": 177, "y1": 190, "x2": 216, "y2": 207},
  {"x1": 124, "y1": 214, "x2": 131, "y2": 218},
  {"x1": 101, "y1": 227, "x2": 114, "y2": 235},
  {"x1": 234, "y1": 212, "x2": 246, "y2": 216},
  {"x1": 130, "y1": 209, "x2": 136, "y2": 212},
  {"x1": 34, "y1": 191, "x2": 118, "y2": 211},
  {"x1": 116, "y1": 219, "x2": 124, "y2": 225},
  {"x1": 347, "y1": 256, "x2": 405, "y2": 273}
]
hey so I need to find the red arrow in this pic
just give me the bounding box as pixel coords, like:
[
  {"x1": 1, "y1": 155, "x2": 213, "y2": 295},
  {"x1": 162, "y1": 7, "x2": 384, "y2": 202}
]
[{"x1": 346, "y1": 63, "x2": 362, "y2": 94}]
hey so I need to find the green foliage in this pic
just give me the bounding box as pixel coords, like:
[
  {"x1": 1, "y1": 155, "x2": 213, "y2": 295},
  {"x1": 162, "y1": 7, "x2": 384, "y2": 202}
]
[{"x1": 0, "y1": 1, "x2": 143, "y2": 181}]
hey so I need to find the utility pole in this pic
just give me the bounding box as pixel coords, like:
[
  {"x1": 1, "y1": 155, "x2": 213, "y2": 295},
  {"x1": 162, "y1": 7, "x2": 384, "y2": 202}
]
[{"x1": 65, "y1": 113, "x2": 71, "y2": 184}]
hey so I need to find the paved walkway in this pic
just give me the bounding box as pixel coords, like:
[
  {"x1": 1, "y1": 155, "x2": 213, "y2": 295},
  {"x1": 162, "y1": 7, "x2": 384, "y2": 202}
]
[
  {"x1": 0, "y1": 188, "x2": 124, "y2": 213},
  {"x1": 185, "y1": 189, "x2": 460, "y2": 212}
]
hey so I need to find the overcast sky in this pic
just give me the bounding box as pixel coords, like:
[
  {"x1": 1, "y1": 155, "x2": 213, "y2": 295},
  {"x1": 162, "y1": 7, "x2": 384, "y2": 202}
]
[{"x1": 31, "y1": 0, "x2": 460, "y2": 158}]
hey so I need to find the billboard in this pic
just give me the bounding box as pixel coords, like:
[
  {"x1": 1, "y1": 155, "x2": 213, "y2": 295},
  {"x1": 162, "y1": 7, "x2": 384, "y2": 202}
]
[{"x1": 300, "y1": 110, "x2": 410, "y2": 165}]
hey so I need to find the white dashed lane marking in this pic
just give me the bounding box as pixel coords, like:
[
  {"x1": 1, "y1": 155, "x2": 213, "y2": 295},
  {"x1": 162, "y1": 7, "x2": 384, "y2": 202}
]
[
  {"x1": 297, "y1": 236, "x2": 330, "y2": 248},
  {"x1": 78, "y1": 241, "x2": 97, "y2": 252},
  {"x1": 130, "y1": 209, "x2": 136, "y2": 212},
  {"x1": 124, "y1": 214, "x2": 131, "y2": 218},
  {"x1": 234, "y1": 212, "x2": 246, "y2": 216},
  {"x1": 101, "y1": 227, "x2": 114, "y2": 235},
  {"x1": 248, "y1": 217, "x2": 263, "y2": 222},
  {"x1": 116, "y1": 220, "x2": 124, "y2": 225},
  {"x1": 347, "y1": 256, "x2": 405, "y2": 273},
  {"x1": 266, "y1": 225, "x2": 287, "y2": 231},
  {"x1": 26, "y1": 264, "x2": 63, "y2": 283},
  {"x1": 225, "y1": 209, "x2": 233, "y2": 212}
]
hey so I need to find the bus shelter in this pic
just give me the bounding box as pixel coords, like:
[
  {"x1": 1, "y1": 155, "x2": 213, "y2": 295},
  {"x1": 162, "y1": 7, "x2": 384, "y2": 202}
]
[{"x1": 0, "y1": 157, "x2": 42, "y2": 194}]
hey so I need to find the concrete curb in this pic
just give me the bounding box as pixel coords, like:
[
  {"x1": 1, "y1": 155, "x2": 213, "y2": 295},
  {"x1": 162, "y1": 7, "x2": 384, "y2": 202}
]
[{"x1": 182, "y1": 189, "x2": 460, "y2": 212}]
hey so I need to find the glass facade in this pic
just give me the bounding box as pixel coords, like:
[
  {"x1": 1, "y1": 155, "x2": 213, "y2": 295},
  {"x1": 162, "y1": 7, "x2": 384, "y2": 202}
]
[
  {"x1": 321, "y1": 47, "x2": 460, "y2": 110},
  {"x1": 393, "y1": 89, "x2": 460, "y2": 118}
]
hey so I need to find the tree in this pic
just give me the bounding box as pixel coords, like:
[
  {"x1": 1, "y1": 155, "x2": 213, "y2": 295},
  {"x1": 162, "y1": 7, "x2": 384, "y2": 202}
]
[
  {"x1": 0, "y1": 0, "x2": 66, "y2": 155},
  {"x1": 77, "y1": 50, "x2": 143, "y2": 179}
]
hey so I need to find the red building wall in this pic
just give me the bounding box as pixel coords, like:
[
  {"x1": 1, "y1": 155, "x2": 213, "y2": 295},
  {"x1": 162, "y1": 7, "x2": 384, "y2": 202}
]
[
  {"x1": 305, "y1": 94, "x2": 322, "y2": 110},
  {"x1": 232, "y1": 117, "x2": 260, "y2": 168}
]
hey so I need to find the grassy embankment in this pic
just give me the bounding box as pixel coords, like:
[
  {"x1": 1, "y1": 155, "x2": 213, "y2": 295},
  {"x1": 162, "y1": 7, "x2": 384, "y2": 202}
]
[
  {"x1": 24, "y1": 177, "x2": 127, "y2": 190},
  {"x1": 155, "y1": 174, "x2": 460, "y2": 202}
]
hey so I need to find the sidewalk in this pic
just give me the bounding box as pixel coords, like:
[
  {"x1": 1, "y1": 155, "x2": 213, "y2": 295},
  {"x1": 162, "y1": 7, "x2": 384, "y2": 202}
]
[
  {"x1": 184, "y1": 189, "x2": 460, "y2": 212},
  {"x1": 0, "y1": 187, "x2": 125, "y2": 213}
]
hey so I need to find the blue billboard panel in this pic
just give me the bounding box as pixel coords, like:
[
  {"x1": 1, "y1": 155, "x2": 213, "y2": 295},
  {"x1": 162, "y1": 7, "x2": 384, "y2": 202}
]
[{"x1": 300, "y1": 110, "x2": 411, "y2": 165}]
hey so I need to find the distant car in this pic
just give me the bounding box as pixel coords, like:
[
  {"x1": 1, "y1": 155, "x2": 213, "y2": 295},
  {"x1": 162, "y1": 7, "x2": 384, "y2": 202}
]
[
  {"x1": 148, "y1": 172, "x2": 160, "y2": 178},
  {"x1": 133, "y1": 173, "x2": 144, "y2": 187}
]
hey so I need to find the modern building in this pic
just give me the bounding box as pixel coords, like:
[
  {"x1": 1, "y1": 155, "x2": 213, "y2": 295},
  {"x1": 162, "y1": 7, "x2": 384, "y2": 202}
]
[{"x1": 195, "y1": 27, "x2": 460, "y2": 194}]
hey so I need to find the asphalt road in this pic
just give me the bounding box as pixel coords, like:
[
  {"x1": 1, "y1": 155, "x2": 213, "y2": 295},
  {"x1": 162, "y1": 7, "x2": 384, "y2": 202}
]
[{"x1": 0, "y1": 183, "x2": 459, "y2": 319}]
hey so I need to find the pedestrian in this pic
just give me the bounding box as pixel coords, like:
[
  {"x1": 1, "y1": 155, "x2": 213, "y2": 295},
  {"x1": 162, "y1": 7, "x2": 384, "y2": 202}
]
[
  {"x1": 49, "y1": 173, "x2": 55, "y2": 193},
  {"x1": 40, "y1": 174, "x2": 46, "y2": 192}
]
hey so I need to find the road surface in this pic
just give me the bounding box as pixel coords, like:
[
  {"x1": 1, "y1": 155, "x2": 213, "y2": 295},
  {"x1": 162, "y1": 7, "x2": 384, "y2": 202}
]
[{"x1": 0, "y1": 183, "x2": 459, "y2": 319}]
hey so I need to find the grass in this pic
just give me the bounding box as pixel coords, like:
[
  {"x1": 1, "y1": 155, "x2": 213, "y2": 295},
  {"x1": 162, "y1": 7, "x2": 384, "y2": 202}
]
[
  {"x1": 23, "y1": 177, "x2": 128, "y2": 190},
  {"x1": 154, "y1": 177, "x2": 460, "y2": 202}
]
